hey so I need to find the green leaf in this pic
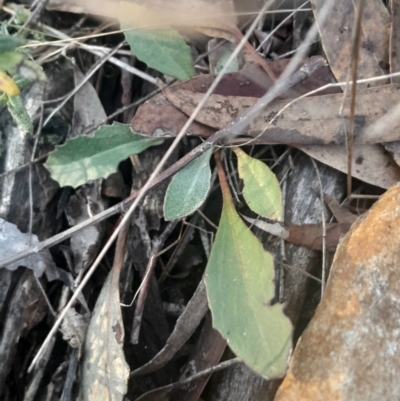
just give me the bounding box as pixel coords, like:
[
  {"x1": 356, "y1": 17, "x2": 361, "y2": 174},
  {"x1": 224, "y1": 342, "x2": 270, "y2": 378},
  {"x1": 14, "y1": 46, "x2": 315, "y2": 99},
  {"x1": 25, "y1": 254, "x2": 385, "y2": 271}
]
[
  {"x1": 205, "y1": 194, "x2": 292, "y2": 378},
  {"x1": 45, "y1": 123, "x2": 163, "y2": 188},
  {"x1": 13, "y1": 74, "x2": 33, "y2": 90},
  {"x1": 164, "y1": 148, "x2": 213, "y2": 220},
  {"x1": 0, "y1": 52, "x2": 23, "y2": 74},
  {"x1": 122, "y1": 19, "x2": 195, "y2": 80},
  {"x1": 235, "y1": 148, "x2": 282, "y2": 220},
  {"x1": 0, "y1": 35, "x2": 26, "y2": 53},
  {"x1": 7, "y1": 95, "x2": 33, "y2": 133}
]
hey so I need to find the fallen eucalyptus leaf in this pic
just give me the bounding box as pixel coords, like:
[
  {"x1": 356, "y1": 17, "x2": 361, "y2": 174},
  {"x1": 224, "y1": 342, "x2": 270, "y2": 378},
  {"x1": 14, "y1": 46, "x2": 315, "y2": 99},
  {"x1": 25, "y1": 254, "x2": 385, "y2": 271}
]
[
  {"x1": 298, "y1": 144, "x2": 400, "y2": 189},
  {"x1": 312, "y1": 0, "x2": 389, "y2": 87},
  {"x1": 80, "y1": 262, "x2": 129, "y2": 400},
  {"x1": 165, "y1": 84, "x2": 400, "y2": 146},
  {"x1": 242, "y1": 215, "x2": 351, "y2": 252}
]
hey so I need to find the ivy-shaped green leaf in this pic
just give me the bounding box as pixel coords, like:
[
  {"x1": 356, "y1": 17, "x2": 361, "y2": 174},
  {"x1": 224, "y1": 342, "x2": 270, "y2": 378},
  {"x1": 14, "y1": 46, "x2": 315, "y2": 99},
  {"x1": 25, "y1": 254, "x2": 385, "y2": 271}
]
[
  {"x1": 235, "y1": 148, "x2": 282, "y2": 220},
  {"x1": 164, "y1": 148, "x2": 213, "y2": 220},
  {"x1": 45, "y1": 123, "x2": 163, "y2": 188}
]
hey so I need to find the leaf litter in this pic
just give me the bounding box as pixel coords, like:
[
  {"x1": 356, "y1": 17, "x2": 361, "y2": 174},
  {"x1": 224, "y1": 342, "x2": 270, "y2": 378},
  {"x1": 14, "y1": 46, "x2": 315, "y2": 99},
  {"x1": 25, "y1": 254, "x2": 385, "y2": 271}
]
[{"x1": 2, "y1": 0, "x2": 400, "y2": 400}]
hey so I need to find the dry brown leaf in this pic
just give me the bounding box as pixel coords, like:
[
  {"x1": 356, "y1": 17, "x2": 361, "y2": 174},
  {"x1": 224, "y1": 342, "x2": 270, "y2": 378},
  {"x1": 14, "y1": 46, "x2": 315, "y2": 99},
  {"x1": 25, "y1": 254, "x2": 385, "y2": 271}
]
[
  {"x1": 242, "y1": 216, "x2": 351, "y2": 252},
  {"x1": 80, "y1": 233, "x2": 129, "y2": 401},
  {"x1": 195, "y1": 25, "x2": 277, "y2": 79},
  {"x1": 48, "y1": 0, "x2": 237, "y2": 29},
  {"x1": 274, "y1": 184, "x2": 400, "y2": 401},
  {"x1": 286, "y1": 223, "x2": 352, "y2": 252},
  {"x1": 132, "y1": 58, "x2": 338, "y2": 139},
  {"x1": 151, "y1": 77, "x2": 400, "y2": 189},
  {"x1": 323, "y1": 193, "x2": 358, "y2": 224},
  {"x1": 170, "y1": 58, "x2": 337, "y2": 98},
  {"x1": 298, "y1": 144, "x2": 400, "y2": 189},
  {"x1": 170, "y1": 63, "x2": 273, "y2": 97},
  {"x1": 164, "y1": 83, "x2": 400, "y2": 146},
  {"x1": 311, "y1": 0, "x2": 390, "y2": 86},
  {"x1": 131, "y1": 93, "x2": 215, "y2": 138},
  {"x1": 131, "y1": 66, "x2": 273, "y2": 138}
]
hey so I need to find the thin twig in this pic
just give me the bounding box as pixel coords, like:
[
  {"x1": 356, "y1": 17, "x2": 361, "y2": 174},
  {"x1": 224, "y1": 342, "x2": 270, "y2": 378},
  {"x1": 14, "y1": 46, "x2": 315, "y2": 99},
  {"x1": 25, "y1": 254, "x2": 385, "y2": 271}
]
[
  {"x1": 256, "y1": 0, "x2": 310, "y2": 52},
  {"x1": 177, "y1": 357, "x2": 242, "y2": 385},
  {"x1": 28, "y1": 104, "x2": 56, "y2": 316},
  {"x1": 42, "y1": 42, "x2": 124, "y2": 128},
  {"x1": 310, "y1": 159, "x2": 327, "y2": 297},
  {"x1": 346, "y1": 0, "x2": 365, "y2": 197},
  {"x1": 131, "y1": 220, "x2": 178, "y2": 343},
  {"x1": 39, "y1": 24, "x2": 158, "y2": 85}
]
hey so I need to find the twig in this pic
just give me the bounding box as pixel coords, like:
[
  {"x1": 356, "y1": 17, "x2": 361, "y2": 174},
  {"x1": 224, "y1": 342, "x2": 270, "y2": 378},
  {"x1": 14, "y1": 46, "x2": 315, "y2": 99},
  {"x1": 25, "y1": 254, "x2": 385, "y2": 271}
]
[
  {"x1": 27, "y1": 102, "x2": 56, "y2": 316},
  {"x1": 310, "y1": 159, "x2": 327, "y2": 297},
  {"x1": 158, "y1": 215, "x2": 198, "y2": 284},
  {"x1": 131, "y1": 220, "x2": 178, "y2": 343},
  {"x1": 346, "y1": 0, "x2": 365, "y2": 197},
  {"x1": 39, "y1": 24, "x2": 158, "y2": 85},
  {"x1": 256, "y1": 0, "x2": 310, "y2": 52},
  {"x1": 18, "y1": 0, "x2": 49, "y2": 34},
  {"x1": 28, "y1": 104, "x2": 44, "y2": 239},
  {"x1": 42, "y1": 42, "x2": 124, "y2": 128},
  {"x1": 177, "y1": 357, "x2": 242, "y2": 386}
]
